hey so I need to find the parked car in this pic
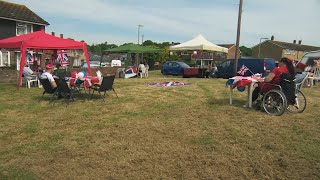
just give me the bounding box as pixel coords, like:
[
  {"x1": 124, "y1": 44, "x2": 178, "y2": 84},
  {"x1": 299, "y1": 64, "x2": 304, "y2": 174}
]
[
  {"x1": 111, "y1": 60, "x2": 122, "y2": 67},
  {"x1": 82, "y1": 61, "x2": 106, "y2": 68},
  {"x1": 161, "y1": 61, "x2": 190, "y2": 76},
  {"x1": 297, "y1": 50, "x2": 320, "y2": 67},
  {"x1": 215, "y1": 58, "x2": 276, "y2": 79}
]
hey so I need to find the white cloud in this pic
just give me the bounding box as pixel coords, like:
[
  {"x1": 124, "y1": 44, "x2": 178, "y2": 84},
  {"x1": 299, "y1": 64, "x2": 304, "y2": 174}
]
[{"x1": 11, "y1": 0, "x2": 320, "y2": 47}]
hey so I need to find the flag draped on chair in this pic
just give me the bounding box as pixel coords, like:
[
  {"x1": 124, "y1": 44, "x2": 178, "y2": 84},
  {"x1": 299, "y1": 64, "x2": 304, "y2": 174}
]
[{"x1": 57, "y1": 50, "x2": 69, "y2": 66}]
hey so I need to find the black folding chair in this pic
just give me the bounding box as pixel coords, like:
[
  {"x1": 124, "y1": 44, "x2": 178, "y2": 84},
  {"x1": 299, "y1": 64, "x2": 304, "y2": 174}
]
[
  {"x1": 55, "y1": 78, "x2": 76, "y2": 104},
  {"x1": 39, "y1": 78, "x2": 58, "y2": 102},
  {"x1": 90, "y1": 76, "x2": 118, "y2": 101}
]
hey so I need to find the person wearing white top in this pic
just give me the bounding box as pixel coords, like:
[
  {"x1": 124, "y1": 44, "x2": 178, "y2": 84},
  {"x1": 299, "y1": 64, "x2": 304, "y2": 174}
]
[
  {"x1": 138, "y1": 63, "x2": 145, "y2": 69},
  {"x1": 23, "y1": 65, "x2": 37, "y2": 80},
  {"x1": 40, "y1": 64, "x2": 57, "y2": 88}
]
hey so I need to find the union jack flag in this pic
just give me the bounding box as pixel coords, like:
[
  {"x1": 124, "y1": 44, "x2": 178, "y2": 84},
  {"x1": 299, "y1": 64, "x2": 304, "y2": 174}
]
[
  {"x1": 237, "y1": 65, "x2": 249, "y2": 76},
  {"x1": 57, "y1": 50, "x2": 69, "y2": 66},
  {"x1": 27, "y1": 50, "x2": 34, "y2": 65}
]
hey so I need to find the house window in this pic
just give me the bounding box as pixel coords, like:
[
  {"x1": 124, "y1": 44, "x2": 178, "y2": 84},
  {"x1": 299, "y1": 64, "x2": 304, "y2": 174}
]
[
  {"x1": 0, "y1": 51, "x2": 11, "y2": 67},
  {"x1": 16, "y1": 23, "x2": 33, "y2": 35},
  {"x1": 284, "y1": 49, "x2": 291, "y2": 55}
]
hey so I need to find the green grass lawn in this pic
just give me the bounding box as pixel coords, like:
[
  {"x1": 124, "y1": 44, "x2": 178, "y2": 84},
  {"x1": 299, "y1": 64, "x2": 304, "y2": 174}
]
[{"x1": 1, "y1": 71, "x2": 320, "y2": 179}]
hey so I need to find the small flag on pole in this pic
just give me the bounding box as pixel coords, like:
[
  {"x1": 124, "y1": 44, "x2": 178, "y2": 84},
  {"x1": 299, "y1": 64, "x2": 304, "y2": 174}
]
[{"x1": 237, "y1": 65, "x2": 249, "y2": 75}]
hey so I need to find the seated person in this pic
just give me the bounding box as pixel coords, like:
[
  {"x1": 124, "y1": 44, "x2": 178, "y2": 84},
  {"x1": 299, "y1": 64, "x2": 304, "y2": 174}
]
[
  {"x1": 23, "y1": 63, "x2": 38, "y2": 80},
  {"x1": 40, "y1": 64, "x2": 57, "y2": 89},
  {"x1": 53, "y1": 63, "x2": 67, "y2": 79},
  {"x1": 252, "y1": 57, "x2": 295, "y2": 103}
]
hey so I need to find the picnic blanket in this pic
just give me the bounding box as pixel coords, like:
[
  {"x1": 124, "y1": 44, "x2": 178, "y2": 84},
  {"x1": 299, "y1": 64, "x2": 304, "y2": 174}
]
[{"x1": 145, "y1": 81, "x2": 190, "y2": 87}]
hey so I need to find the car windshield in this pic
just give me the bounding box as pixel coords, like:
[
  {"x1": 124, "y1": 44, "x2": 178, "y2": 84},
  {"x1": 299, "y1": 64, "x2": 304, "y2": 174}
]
[
  {"x1": 177, "y1": 62, "x2": 190, "y2": 68},
  {"x1": 298, "y1": 51, "x2": 320, "y2": 66}
]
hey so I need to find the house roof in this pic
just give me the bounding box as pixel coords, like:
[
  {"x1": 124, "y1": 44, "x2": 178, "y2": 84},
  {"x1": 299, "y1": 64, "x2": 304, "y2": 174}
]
[
  {"x1": 217, "y1": 44, "x2": 235, "y2": 49},
  {"x1": 270, "y1": 40, "x2": 320, "y2": 51},
  {"x1": 0, "y1": 1, "x2": 49, "y2": 25},
  {"x1": 252, "y1": 40, "x2": 320, "y2": 52}
]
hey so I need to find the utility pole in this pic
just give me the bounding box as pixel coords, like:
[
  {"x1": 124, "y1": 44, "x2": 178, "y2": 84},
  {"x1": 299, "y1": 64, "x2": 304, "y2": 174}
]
[
  {"x1": 234, "y1": 0, "x2": 243, "y2": 76},
  {"x1": 258, "y1": 37, "x2": 268, "y2": 58},
  {"x1": 138, "y1": 25, "x2": 143, "y2": 45},
  {"x1": 141, "y1": 34, "x2": 144, "y2": 45}
]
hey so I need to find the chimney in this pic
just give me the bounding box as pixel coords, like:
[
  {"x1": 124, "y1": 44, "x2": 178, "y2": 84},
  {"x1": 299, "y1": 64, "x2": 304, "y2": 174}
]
[
  {"x1": 60, "y1": 34, "x2": 63, "y2": 38},
  {"x1": 299, "y1": 40, "x2": 302, "y2": 45},
  {"x1": 51, "y1": 32, "x2": 55, "y2": 36},
  {"x1": 293, "y1": 40, "x2": 296, "y2": 44},
  {"x1": 271, "y1": 35, "x2": 274, "y2": 41}
]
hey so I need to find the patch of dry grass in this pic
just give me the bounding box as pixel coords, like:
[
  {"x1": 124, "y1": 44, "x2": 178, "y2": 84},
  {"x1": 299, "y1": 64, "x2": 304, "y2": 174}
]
[{"x1": 0, "y1": 71, "x2": 320, "y2": 179}]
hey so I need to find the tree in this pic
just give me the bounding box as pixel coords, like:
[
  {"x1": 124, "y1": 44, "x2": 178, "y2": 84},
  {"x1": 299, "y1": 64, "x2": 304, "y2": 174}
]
[
  {"x1": 240, "y1": 46, "x2": 252, "y2": 57},
  {"x1": 93, "y1": 45, "x2": 101, "y2": 55},
  {"x1": 142, "y1": 40, "x2": 156, "y2": 46}
]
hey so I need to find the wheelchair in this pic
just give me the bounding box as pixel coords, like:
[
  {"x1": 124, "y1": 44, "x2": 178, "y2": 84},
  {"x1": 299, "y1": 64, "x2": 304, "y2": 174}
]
[{"x1": 259, "y1": 72, "x2": 308, "y2": 116}]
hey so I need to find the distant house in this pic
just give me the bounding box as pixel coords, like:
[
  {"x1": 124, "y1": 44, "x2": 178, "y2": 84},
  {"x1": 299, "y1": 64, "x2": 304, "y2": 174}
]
[
  {"x1": 0, "y1": 0, "x2": 49, "y2": 67},
  {"x1": 251, "y1": 37, "x2": 320, "y2": 62},
  {"x1": 206, "y1": 44, "x2": 241, "y2": 64}
]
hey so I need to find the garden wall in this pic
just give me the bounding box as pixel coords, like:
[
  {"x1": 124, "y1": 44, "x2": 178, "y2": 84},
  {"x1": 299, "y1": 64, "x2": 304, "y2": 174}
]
[{"x1": 0, "y1": 68, "x2": 17, "y2": 84}]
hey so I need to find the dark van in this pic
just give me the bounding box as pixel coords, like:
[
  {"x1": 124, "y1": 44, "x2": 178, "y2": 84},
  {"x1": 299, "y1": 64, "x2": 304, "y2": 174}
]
[{"x1": 216, "y1": 58, "x2": 276, "y2": 78}]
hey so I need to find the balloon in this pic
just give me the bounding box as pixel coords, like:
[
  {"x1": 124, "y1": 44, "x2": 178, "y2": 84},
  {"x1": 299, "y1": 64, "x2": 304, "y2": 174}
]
[
  {"x1": 80, "y1": 71, "x2": 86, "y2": 77},
  {"x1": 77, "y1": 72, "x2": 85, "y2": 79},
  {"x1": 71, "y1": 71, "x2": 78, "y2": 78},
  {"x1": 237, "y1": 86, "x2": 245, "y2": 92}
]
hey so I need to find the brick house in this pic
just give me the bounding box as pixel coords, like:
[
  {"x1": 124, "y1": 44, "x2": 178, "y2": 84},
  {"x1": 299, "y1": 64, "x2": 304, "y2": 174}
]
[
  {"x1": 0, "y1": 0, "x2": 49, "y2": 68},
  {"x1": 213, "y1": 44, "x2": 240, "y2": 61},
  {"x1": 251, "y1": 37, "x2": 320, "y2": 62},
  {"x1": 0, "y1": 0, "x2": 49, "y2": 83}
]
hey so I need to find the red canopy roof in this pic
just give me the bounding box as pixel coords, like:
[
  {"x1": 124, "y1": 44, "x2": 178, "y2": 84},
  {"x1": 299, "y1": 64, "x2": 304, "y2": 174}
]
[
  {"x1": 0, "y1": 31, "x2": 85, "y2": 49},
  {"x1": 0, "y1": 31, "x2": 91, "y2": 90}
]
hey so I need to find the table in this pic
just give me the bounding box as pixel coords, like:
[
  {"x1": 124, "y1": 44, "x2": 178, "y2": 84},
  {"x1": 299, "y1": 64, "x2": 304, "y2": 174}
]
[
  {"x1": 228, "y1": 76, "x2": 264, "y2": 108},
  {"x1": 68, "y1": 76, "x2": 100, "y2": 88}
]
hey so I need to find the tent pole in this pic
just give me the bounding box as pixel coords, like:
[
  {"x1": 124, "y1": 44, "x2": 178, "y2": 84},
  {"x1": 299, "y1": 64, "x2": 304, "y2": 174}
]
[
  {"x1": 83, "y1": 43, "x2": 92, "y2": 76},
  {"x1": 18, "y1": 47, "x2": 26, "y2": 90}
]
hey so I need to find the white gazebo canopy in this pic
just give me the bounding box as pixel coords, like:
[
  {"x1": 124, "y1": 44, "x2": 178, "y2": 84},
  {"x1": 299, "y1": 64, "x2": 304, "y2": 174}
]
[{"x1": 169, "y1": 34, "x2": 228, "y2": 53}]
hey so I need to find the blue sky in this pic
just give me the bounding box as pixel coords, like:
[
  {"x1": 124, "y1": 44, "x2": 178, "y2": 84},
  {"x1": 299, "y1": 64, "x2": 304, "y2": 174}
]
[{"x1": 9, "y1": 0, "x2": 320, "y2": 47}]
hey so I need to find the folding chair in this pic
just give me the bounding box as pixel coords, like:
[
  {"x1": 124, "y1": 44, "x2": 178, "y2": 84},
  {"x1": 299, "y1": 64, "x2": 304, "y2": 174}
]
[
  {"x1": 39, "y1": 78, "x2": 58, "y2": 102},
  {"x1": 55, "y1": 78, "x2": 76, "y2": 104},
  {"x1": 90, "y1": 76, "x2": 118, "y2": 101}
]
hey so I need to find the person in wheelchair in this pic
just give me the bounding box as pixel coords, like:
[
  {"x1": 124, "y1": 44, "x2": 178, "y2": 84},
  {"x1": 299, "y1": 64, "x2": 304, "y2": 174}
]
[{"x1": 252, "y1": 57, "x2": 295, "y2": 105}]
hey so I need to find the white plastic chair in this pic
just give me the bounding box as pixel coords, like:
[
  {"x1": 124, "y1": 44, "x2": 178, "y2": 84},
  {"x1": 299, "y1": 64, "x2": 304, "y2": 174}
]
[
  {"x1": 24, "y1": 76, "x2": 41, "y2": 88},
  {"x1": 308, "y1": 67, "x2": 320, "y2": 87}
]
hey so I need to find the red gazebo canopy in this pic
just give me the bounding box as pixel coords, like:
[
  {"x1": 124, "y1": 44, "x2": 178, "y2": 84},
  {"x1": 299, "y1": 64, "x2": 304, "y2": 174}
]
[{"x1": 0, "y1": 31, "x2": 91, "y2": 89}]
